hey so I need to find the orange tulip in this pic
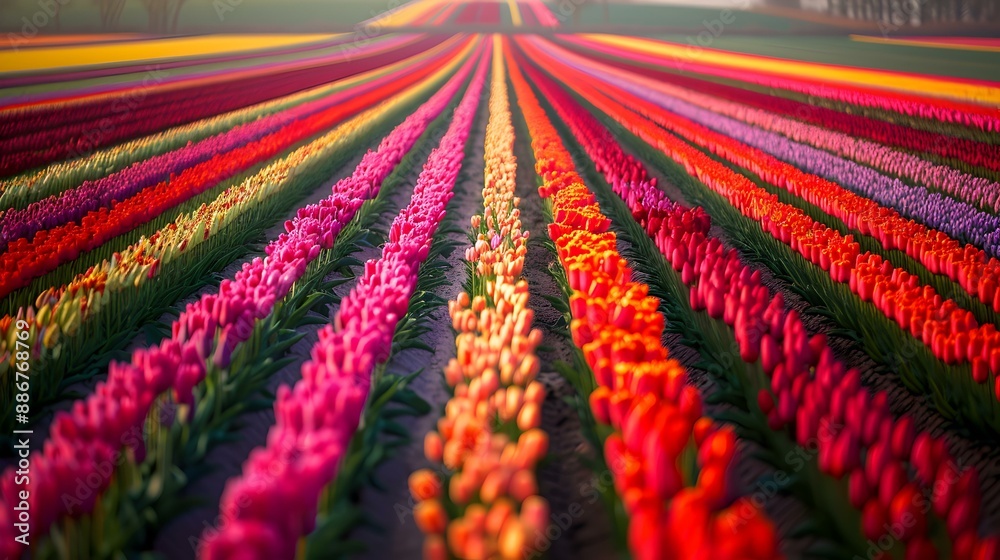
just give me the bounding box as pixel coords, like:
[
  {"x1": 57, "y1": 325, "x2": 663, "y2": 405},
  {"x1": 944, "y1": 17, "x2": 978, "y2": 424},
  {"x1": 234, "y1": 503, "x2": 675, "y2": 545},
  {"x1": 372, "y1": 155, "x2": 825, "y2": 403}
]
[{"x1": 415, "y1": 500, "x2": 448, "y2": 535}]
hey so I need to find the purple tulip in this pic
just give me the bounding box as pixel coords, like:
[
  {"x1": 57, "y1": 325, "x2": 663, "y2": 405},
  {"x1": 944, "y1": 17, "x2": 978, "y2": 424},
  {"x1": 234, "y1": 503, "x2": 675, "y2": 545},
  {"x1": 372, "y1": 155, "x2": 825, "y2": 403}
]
[
  {"x1": 0, "y1": 43, "x2": 485, "y2": 556},
  {"x1": 0, "y1": 56, "x2": 427, "y2": 251},
  {"x1": 553, "y1": 46, "x2": 1000, "y2": 259}
]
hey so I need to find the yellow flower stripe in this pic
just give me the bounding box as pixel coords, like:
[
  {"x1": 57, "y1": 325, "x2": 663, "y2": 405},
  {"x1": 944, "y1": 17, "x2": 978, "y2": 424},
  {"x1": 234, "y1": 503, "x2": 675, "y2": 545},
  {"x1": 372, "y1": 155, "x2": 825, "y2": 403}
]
[
  {"x1": 507, "y1": 0, "x2": 523, "y2": 27},
  {"x1": 0, "y1": 43, "x2": 419, "y2": 207},
  {"x1": 850, "y1": 34, "x2": 1000, "y2": 54},
  {"x1": 0, "y1": 33, "x2": 342, "y2": 74},
  {"x1": 582, "y1": 33, "x2": 1000, "y2": 106},
  {"x1": 366, "y1": 0, "x2": 447, "y2": 27}
]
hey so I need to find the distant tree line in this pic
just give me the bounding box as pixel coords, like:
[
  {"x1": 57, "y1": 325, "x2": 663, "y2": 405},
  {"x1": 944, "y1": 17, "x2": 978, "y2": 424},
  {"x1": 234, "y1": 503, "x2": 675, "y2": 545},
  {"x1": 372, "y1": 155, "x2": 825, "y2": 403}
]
[
  {"x1": 0, "y1": 0, "x2": 189, "y2": 32},
  {"x1": 774, "y1": 0, "x2": 997, "y2": 24}
]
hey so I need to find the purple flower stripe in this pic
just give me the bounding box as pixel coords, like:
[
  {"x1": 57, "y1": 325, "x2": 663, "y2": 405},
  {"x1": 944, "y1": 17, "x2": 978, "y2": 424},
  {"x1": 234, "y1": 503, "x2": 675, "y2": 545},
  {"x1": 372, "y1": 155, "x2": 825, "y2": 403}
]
[
  {"x1": 558, "y1": 52, "x2": 1000, "y2": 259},
  {"x1": 0, "y1": 46, "x2": 481, "y2": 559},
  {"x1": 0, "y1": 47, "x2": 436, "y2": 251},
  {"x1": 605, "y1": 65, "x2": 1000, "y2": 214},
  {"x1": 563, "y1": 35, "x2": 1000, "y2": 133}
]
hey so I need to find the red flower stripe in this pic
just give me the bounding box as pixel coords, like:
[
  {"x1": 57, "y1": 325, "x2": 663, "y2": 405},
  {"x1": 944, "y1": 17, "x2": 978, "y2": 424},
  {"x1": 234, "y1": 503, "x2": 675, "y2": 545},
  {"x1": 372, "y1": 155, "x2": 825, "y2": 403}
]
[{"x1": 505, "y1": 38, "x2": 781, "y2": 560}]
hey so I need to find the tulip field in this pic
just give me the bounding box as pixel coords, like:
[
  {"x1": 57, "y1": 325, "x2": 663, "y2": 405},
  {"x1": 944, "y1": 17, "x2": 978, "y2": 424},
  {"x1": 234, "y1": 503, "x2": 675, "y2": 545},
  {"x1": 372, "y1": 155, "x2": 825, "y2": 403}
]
[{"x1": 2, "y1": 5, "x2": 1000, "y2": 559}]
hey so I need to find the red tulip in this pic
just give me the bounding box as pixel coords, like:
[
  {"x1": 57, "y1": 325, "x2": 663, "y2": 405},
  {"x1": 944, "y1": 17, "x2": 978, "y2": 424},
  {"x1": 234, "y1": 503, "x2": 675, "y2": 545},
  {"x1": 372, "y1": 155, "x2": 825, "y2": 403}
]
[
  {"x1": 976, "y1": 536, "x2": 1000, "y2": 560},
  {"x1": 947, "y1": 496, "x2": 979, "y2": 539},
  {"x1": 953, "y1": 531, "x2": 979, "y2": 560},
  {"x1": 878, "y1": 463, "x2": 907, "y2": 508},
  {"x1": 890, "y1": 417, "x2": 915, "y2": 460},
  {"x1": 757, "y1": 389, "x2": 774, "y2": 415},
  {"x1": 889, "y1": 484, "x2": 925, "y2": 540},
  {"x1": 904, "y1": 537, "x2": 937, "y2": 560},
  {"x1": 862, "y1": 499, "x2": 887, "y2": 541},
  {"x1": 849, "y1": 469, "x2": 870, "y2": 509}
]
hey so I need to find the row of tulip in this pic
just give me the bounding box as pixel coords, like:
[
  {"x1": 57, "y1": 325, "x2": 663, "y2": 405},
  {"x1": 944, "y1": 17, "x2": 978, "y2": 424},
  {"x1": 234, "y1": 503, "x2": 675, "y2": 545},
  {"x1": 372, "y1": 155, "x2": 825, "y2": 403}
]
[
  {"x1": 505, "y1": 39, "x2": 782, "y2": 560},
  {"x1": 559, "y1": 35, "x2": 1000, "y2": 134},
  {"x1": 0, "y1": 41, "x2": 462, "y2": 251},
  {"x1": 0, "y1": 60, "x2": 390, "y2": 212},
  {"x1": 0, "y1": 50, "x2": 456, "y2": 302},
  {"x1": 518, "y1": 44, "x2": 999, "y2": 558},
  {"x1": 454, "y1": 1, "x2": 501, "y2": 25},
  {"x1": 0, "y1": 43, "x2": 484, "y2": 559},
  {"x1": 0, "y1": 35, "x2": 406, "y2": 128},
  {"x1": 412, "y1": 43, "x2": 550, "y2": 560},
  {"x1": 542, "y1": 44, "x2": 1000, "y2": 328},
  {"x1": 0, "y1": 42, "x2": 474, "y2": 439},
  {"x1": 0, "y1": 35, "x2": 447, "y2": 177},
  {"x1": 200, "y1": 43, "x2": 491, "y2": 559},
  {"x1": 552, "y1": 42, "x2": 1000, "y2": 213},
  {"x1": 548, "y1": 42, "x2": 1000, "y2": 267},
  {"x1": 0, "y1": 33, "x2": 360, "y2": 91},
  {"x1": 535, "y1": 47, "x2": 1000, "y2": 409},
  {"x1": 571, "y1": 46, "x2": 1000, "y2": 177}
]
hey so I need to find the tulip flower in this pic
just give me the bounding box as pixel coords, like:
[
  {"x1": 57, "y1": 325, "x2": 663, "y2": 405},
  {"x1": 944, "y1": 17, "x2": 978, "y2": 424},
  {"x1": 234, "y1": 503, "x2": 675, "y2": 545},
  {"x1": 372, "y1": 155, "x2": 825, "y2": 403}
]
[
  {"x1": 0, "y1": 54, "x2": 442, "y2": 251},
  {"x1": 559, "y1": 35, "x2": 1000, "y2": 133},
  {"x1": 0, "y1": 49, "x2": 466, "y2": 301},
  {"x1": 506, "y1": 37, "x2": 781, "y2": 560},
  {"x1": 520, "y1": 37, "x2": 1000, "y2": 394},
  {"x1": 0, "y1": 35, "x2": 453, "y2": 177},
  {"x1": 414, "y1": 44, "x2": 551, "y2": 560},
  {"x1": 0, "y1": 46, "x2": 486, "y2": 556},
  {"x1": 513, "y1": 37, "x2": 996, "y2": 560},
  {"x1": 201, "y1": 43, "x2": 491, "y2": 558}
]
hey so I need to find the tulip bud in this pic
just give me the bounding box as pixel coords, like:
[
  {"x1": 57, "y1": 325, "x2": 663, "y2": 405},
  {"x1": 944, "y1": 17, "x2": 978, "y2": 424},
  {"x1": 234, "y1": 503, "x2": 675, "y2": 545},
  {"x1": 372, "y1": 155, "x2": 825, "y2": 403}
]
[
  {"x1": 947, "y1": 496, "x2": 979, "y2": 539},
  {"x1": 972, "y1": 356, "x2": 989, "y2": 384},
  {"x1": 879, "y1": 463, "x2": 907, "y2": 509},
  {"x1": 499, "y1": 518, "x2": 528, "y2": 560},
  {"x1": 862, "y1": 499, "x2": 887, "y2": 541},
  {"x1": 757, "y1": 389, "x2": 774, "y2": 415},
  {"x1": 890, "y1": 417, "x2": 915, "y2": 460},
  {"x1": 509, "y1": 469, "x2": 538, "y2": 503},
  {"x1": 424, "y1": 535, "x2": 448, "y2": 560},
  {"x1": 889, "y1": 484, "x2": 925, "y2": 541},
  {"x1": 414, "y1": 500, "x2": 448, "y2": 534},
  {"x1": 486, "y1": 499, "x2": 515, "y2": 536},
  {"x1": 760, "y1": 334, "x2": 780, "y2": 374},
  {"x1": 975, "y1": 536, "x2": 999, "y2": 560},
  {"x1": 409, "y1": 469, "x2": 440, "y2": 501},
  {"x1": 952, "y1": 532, "x2": 978, "y2": 560},
  {"x1": 517, "y1": 402, "x2": 542, "y2": 431},
  {"x1": 930, "y1": 462, "x2": 960, "y2": 518},
  {"x1": 849, "y1": 469, "x2": 869, "y2": 509}
]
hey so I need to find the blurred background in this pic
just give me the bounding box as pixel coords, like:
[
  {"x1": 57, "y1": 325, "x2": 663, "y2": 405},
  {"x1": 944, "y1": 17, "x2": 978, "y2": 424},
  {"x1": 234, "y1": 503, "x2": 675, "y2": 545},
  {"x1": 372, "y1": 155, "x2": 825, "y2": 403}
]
[{"x1": 1, "y1": 0, "x2": 997, "y2": 35}]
